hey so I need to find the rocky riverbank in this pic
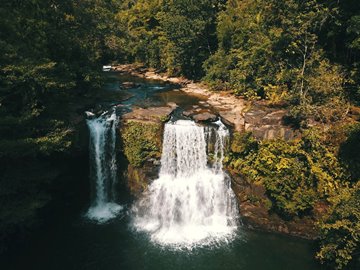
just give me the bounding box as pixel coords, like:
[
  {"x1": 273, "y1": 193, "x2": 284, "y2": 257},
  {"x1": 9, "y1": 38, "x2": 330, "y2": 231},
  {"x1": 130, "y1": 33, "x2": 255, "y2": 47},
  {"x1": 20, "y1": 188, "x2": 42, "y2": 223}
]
[{"x1": 114, "y1": 64, "x2": 299, "y2": 141}]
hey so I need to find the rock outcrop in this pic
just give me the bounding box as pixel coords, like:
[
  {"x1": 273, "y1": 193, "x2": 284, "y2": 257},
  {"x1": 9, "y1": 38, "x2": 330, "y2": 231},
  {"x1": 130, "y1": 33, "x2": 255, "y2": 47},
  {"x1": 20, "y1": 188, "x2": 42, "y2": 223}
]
[
  {"x1": 182, "y1": 105, "x2": 218, "y2": 123},
  {"x1": 122, "y1": 106, "x2": 174, "y2": 123},
  {"x1": 120, "y1": 105, "x2": 175, "y2": 195},
  {"x1": 230, "y1": 173, "x2": 318, "y2": 239},
  {"x1": 243, "y1": 105, "x2": 300, "y2": 141}
]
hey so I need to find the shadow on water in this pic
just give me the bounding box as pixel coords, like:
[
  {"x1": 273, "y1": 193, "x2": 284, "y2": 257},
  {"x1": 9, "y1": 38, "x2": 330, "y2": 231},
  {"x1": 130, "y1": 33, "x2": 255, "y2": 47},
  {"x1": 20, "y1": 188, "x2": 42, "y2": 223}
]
[
  {"x1": 103, "y1": 72, "x2": 206, "y2": 110},
  {"x1": 0, "y1": 196, "x2": 322, "y2": 270},
  {"x1": 0, "y1": 147, "x2": 323, "y2": 270}
]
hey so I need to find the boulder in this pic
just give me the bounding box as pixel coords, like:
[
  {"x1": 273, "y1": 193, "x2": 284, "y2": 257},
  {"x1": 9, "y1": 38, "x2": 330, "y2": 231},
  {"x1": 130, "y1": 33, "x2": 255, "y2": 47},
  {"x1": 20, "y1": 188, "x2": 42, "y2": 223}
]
[
  {"x1": 167, "y1": 102, "x2": 178, "y2": 110},
  {"x1": 219, "y1": 110, "x2": 245, "y2": 131},
  {"x1": 192, "y1": 112, "x2": 217, "y2": 122},
  {"x1": 182, "y1": 105, "x2": 218, "y2": 122},
  {"x1": 182, "y1": 110, "x2": 193, "y2": 117},
  {"x1": 246, "y1": 125, "x2": 299, "y2": 141},
  {"x1": 122, "y1": 105, "x2": 175, "y2": 123}
]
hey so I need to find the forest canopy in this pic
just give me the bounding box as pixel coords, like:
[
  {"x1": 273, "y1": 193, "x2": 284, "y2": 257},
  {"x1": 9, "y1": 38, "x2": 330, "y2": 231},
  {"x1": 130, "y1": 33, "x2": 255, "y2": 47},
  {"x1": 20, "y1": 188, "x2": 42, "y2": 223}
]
[{"x1": 0, "y1": 0, "x2": 359, "y2": 268}]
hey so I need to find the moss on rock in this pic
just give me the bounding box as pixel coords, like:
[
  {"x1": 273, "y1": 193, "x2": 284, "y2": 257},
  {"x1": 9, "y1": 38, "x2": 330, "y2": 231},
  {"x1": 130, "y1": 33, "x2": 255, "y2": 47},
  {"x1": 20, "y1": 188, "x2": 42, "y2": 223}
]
[{"x1": 121, "y1": 120, "x2": 163, "y2": 167}]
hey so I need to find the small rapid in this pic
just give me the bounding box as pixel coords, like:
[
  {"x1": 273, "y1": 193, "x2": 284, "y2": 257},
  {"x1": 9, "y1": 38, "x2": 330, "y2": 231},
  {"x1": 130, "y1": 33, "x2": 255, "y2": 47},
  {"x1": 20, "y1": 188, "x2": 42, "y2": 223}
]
[{"x1": 132, "y1": 120, "x2": 239, "y2": 248}]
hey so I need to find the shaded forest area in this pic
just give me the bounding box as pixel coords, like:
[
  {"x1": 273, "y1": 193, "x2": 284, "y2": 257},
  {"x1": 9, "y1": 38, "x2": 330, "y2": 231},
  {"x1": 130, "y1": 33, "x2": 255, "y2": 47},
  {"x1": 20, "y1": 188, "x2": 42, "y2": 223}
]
[{"x1": 0, "y1": 1, "x2": 360, "y2": 269}]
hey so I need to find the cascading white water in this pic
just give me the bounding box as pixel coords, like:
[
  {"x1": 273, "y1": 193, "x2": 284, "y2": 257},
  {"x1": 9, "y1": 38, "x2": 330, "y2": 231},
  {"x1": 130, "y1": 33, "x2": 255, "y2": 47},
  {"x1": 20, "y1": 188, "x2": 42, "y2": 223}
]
[
  {"x1": 212, "y1": 120, "x2": 229, "y2": 174},
  {"x1": 133, "y1": 119, "x2": 239, "y2": 248},
  {"x1": 86, "y1": 111, "x2": 122, "y2": 223}
]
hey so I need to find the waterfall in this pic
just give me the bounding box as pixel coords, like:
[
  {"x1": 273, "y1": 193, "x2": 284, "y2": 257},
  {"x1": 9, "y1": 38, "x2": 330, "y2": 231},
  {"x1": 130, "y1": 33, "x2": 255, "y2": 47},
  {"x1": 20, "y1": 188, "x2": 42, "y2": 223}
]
[
  {"x1": 85, "y1": 111, "x2": 122, "y2": 223},
  {"x1": 212, "y1": 120, "x2": 229, "y2": 173},
  {"x1": 133, "y1": 120, "x2": 239, "y2": 248}
]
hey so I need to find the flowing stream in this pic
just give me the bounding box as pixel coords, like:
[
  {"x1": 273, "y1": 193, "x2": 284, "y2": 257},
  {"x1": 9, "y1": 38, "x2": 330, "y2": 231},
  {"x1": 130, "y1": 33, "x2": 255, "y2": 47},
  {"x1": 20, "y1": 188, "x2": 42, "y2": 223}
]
[
  {"x1": 133, "y1": 120, "x2": 239, "y2": 248},
  {"x1": 0, "y1": 73, "x2": 322, "y2": 270},
  {"x1": 85, "y1": 110, "x2": 122, "y2": 222}
]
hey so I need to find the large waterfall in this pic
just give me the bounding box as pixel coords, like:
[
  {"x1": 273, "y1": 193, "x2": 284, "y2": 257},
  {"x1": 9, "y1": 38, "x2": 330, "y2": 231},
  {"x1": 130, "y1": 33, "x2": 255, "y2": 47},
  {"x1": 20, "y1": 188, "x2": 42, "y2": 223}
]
[
  {"x1": 133, "y1": 120, "x2": 239, "y2": 248},
  {"x1": 86, "y1": 111, "x2": 122, "y2": 223}
]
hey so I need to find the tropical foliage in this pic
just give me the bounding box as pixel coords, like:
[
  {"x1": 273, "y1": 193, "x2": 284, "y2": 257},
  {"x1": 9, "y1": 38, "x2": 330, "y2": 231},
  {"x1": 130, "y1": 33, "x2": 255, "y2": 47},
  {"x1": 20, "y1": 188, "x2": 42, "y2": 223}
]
[
  {"x1": 228, "y1": 130, "x2": 348, "y2": 218},
  {"x1": 317, "y1": 183, "x2": 360, "y2": 270},
  {"x1": 1, "y1": 0, "x2": 360, "y2": 268}
]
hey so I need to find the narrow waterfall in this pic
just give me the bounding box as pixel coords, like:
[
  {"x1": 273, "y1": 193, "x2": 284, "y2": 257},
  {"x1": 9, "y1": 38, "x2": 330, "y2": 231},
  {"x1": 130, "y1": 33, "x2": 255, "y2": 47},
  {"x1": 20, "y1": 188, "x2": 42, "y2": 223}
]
[
  {"x1": 86, "y1": 111, "x2": 122, "y2": 222},
  {"x1": 133, "y1": 120, "x2": 238, "y2": 248}
]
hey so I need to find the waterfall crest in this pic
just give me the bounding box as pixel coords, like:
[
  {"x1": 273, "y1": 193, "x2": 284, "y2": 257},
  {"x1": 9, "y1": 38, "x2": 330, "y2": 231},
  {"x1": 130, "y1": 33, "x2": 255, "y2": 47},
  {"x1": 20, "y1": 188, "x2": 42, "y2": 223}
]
[
  {"x1": 86, "y1": 111, "x2": 122, "y2": 222},
  {"x1": 133, "y1": 119, "x2": 238, "y2": 248}
]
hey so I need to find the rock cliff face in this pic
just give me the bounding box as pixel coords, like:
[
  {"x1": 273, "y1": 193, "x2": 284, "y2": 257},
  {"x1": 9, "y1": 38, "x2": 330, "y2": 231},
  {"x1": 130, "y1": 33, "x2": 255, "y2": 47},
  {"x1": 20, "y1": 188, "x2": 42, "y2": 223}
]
[
  {"x1": 230, "y1": 173, "x2": 319, "y2": 239},
  {"x1": 243, "y1": 104, "x2": 300, "y2": 141},
  {"x1": 120, "y1": 105, "x2": 175, "y2": 195}
]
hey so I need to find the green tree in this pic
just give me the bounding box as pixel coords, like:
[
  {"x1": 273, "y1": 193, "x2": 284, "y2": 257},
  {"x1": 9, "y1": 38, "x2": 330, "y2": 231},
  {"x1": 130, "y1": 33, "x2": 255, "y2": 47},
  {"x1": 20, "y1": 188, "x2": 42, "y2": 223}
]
[
  {"x1": 317, "y1": 183, "x2": 360, "y2": 270},
  {"x1": 229, "y1": 130, "x2": 347, "y2": 218},
  {"x1": 117, "y1": 0, "x2": 225, "y2": 78}
]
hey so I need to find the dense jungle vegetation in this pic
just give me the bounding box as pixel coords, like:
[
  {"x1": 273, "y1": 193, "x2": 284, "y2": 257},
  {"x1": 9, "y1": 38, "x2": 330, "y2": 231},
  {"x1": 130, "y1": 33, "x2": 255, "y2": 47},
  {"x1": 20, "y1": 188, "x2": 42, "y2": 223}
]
[
  {"x1": 0, "y1": 0, "x2": 122, "y2": 253},
  {"x1": 0, "y1": 0, "x2": 359, "y2": 268}
]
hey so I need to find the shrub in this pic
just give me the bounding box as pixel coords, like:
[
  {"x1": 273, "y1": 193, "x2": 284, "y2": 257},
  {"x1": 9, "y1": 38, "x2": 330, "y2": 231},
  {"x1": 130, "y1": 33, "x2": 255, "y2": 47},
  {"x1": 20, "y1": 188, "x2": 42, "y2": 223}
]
[{"x1": 229, "y1": 130, "x2": 347, "y2": 218}]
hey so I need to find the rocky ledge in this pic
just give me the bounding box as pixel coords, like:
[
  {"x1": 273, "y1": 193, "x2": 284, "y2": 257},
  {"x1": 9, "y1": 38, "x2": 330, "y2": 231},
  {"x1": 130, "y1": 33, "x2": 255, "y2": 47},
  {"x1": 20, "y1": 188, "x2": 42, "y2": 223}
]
[
  {"x1": 122, "y1": 103, "x2": 176, "y2": 123},
  {"x1": 114, "y1": 64, "x2": 299, "y2": 141},
  {"x1": 182, "y1": 105, "x2": 218, "y2": 123},
  {"x1": 243, "y1": 102, "x2": 300, "y2": 141}
]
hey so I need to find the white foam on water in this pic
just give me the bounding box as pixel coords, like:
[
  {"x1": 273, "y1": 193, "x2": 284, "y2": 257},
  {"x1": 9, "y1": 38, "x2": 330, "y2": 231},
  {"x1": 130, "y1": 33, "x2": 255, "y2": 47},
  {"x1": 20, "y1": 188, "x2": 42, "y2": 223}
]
[
  {"x1": 86, "y1": 203, "x2": 123, "y2": 223},
  {"x1": 132, "y1": 120, "x2": 239, "y2": 248}
]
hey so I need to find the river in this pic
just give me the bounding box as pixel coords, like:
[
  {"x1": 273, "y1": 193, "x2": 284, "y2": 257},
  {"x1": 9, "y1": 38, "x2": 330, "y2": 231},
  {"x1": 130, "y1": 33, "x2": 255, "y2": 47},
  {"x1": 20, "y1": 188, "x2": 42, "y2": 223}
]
[{"x1": 0, "y1": 71, "x2": 322, "y2": 270}]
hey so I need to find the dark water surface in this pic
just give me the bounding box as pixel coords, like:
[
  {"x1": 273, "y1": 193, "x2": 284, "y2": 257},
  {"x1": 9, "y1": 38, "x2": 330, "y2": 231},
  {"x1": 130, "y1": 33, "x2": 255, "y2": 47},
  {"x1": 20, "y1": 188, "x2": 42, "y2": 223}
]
[
  {"x1": 0, "y1": 72, "x2": 323, "y2": 270},
  {"x1": 103, "y1": 72, "x2": 205, "y2": 110},
  {"x1": 0, "y1": 205, "x2": 321, "y2": 270}
]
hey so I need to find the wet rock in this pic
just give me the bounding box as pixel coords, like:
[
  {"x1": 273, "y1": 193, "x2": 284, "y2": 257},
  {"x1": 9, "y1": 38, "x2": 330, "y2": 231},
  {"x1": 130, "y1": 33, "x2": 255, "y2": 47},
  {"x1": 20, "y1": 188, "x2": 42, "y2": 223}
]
[
  {"x1": 182, "y1": 110, "x2": 193, "y2": 117},
  {"x1": 120, "y1": 81, "x2": 140, "y2": 89},
  {"x1": 192, "y1": 112, "x2": 217, "y2": 122},
  {"x1": 219, "y1": 111, "x2": 245, "y2": 132},
  {"x1": 122, "y1": 106, "x2": 174, "y2": 123},
  {"x1": 148, "y1": 158, "x2": 161, "y2": 166},
  {"x1": 126, "y1": 163, "x2": 160, "y2": 196},
  {"x1": 182, "y1": 106, "x2": 218, "y2": 123}
]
